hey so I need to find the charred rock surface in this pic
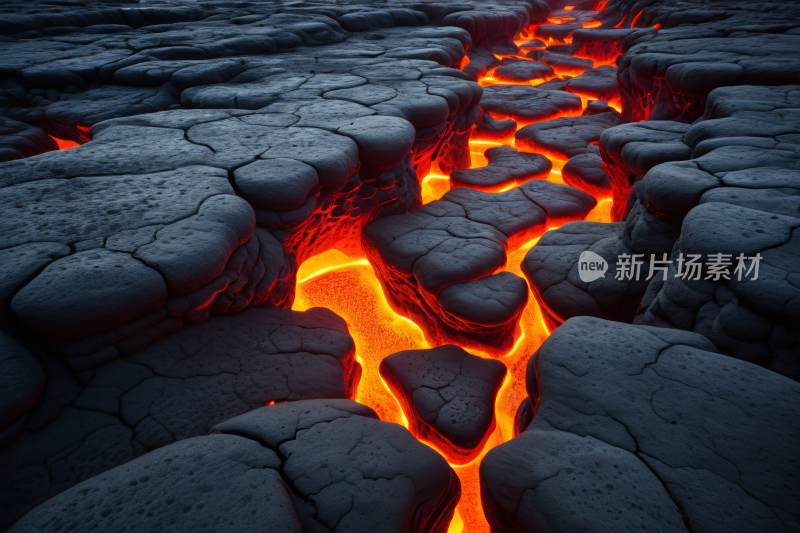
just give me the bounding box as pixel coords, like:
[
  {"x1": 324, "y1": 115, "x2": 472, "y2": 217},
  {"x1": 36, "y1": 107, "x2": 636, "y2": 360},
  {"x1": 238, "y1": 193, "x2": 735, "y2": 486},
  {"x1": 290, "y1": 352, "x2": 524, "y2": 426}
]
[
  {"x1": 481, "y1": 317, "x2": 800, "y2": 533},
  {"x1": 450, "y1": 145, "x2": 551, "y2": 192},
  {"x1": 10, "y1": 399, "x2": 460, "y2": 533},
  {"x1": 0, "y1": 307, "x2": 359, "y2": 530},
  {"x1": 380, "y1": 344, "x2": 506, "y2": 463},
  {"x1": 363, "y1": 180, "x2": 596, "y2": 355}
]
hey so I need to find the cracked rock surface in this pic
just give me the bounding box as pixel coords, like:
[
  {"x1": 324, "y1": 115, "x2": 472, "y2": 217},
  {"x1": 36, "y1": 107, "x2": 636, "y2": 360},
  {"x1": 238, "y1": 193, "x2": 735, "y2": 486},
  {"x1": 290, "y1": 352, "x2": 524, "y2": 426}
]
[
  {"x1": 0, "y1": 307, "x2": 359, "y2": 530},
  {"x1": 10, "y1": 399, "x2": 460, "y2": 533},
  {"x1": 380, "y1": 344, "x2": 507, "y2": 463},
  {"x1": 450, "y1": 145, "x2": 551, "y2": 192},
  {"x1": 479, "y1": 83, "x2": 582, "y2": 127},
  {"x1": 481, "y1": 316, "x2": 800, "y2": 533},
  {"x1": 363, "y1": 180, "x2": 596, "y2": 355},
  {"x1": 516, "y1": 109, "x2": 619, "y2": 161}
]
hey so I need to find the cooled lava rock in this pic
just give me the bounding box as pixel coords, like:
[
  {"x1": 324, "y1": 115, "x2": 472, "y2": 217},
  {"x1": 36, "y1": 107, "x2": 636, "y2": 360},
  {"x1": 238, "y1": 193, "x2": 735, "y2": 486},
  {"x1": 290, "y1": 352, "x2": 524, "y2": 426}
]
[
  {"x1": 564, "y1": 65, "x2": 620, "y2": 107},
  {"x1": 380, "y1": 344, "x2": 507, "y2": 463},
  {"x1": 0, "y1": 307, "x2": 360, "y2": 530},
  {"x1": 526, "y1": 50, "x2": 594, "y2": 76},
  {"x1": 636, "y1": 202, "x2": 800, "y2": 380},
  {"x1": 493, "y1": 59, "x2": 555, "y2": 83},
  {"x1": 0, "y1": 331, "x2": 44, "y2": 436},
  {"x1": 599, "y1": 120, "x2": 691, "y2": 221},
  {"x1": 10, "y1": 399, "x2": 461, "y2": 533},
  {"x1": 479, "y1": 84, "x2": 582, "y2": 127},
  {"x1": 561, "y1": 152, "x2": 612, "y2": 199},
  {"x1": 450, "y1": 145, "x2": 551, "y2": 192},
  {"x1": 481, "y1": 317, "x2": 800, "y2": 533},
  {"x1": 516, "y1": 110, "x2": 619, "y2": 160},
  {"x1": 472, "y1": 113, "x2": 517, "y2": 142},
  {"x1": 0, "y1": 117, "x2": 58, "y2": 161},
  {"x1": 362, "y1": 180, "x2": 596, "y2": 355}
]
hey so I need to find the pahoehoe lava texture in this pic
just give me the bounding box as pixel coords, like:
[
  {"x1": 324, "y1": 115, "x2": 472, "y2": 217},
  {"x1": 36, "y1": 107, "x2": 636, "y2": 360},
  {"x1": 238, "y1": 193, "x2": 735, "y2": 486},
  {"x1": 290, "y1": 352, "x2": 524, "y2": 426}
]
[
  {"x1": 380, "y1": 344, "x2": 507, "y2": 463},
  {"x1": 362, "y1": 180, "x2": 596, "y2": 355},
  {"x1": 3, "y1": 0, "x2": 800, "y2": 530},
  {"x1": 481, "y1": 317, "x2": 800, "y2": 533},
  {"x1": 0, "y1": 307, "x2": 360, "y2": 530},
  {"x1": 10, "y1": 399, "x2": 461, "y2": 533}
]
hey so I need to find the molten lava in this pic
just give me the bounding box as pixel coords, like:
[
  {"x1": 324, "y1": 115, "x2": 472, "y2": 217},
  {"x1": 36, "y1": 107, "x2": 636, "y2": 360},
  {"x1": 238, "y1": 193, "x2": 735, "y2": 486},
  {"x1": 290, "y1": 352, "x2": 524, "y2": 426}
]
[
  {"x1": 290, "y1": 10, "x2": 623, "y2": 531},
  {"x1": 49, "y1": 135, "x2": 80, "y2": 150}
]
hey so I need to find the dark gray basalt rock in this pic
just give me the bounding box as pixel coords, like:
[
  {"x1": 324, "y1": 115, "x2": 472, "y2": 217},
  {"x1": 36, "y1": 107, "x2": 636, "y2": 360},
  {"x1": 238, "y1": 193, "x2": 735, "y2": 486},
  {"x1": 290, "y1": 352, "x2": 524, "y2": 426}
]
[
  {"x1": 564, "y1": 65, "x2": 619, "y2": 108},
  {"x1": 10, "y1": 399, "x2": 460, "y2": 533},
  {"x1": 0, "y1": 117, "x2": 58, "y2": 162},
  {"x1": 481, "y1": 316, "x2": 800, "y2": 533},
  {"x1": 526, "y1": 50, "x2": 594, "y2": 76},
  {"x1": 380, "y1": 344, "x2": 506, "y2": 463},
  {"x1": 493, "y1": 59, "x2": 555, "y2": 83},
  {"x1": 599, "y1": 120, "x2": 691, "y2": 222},
  {"x1": 636, "y1": 202, "x2": 800, "y2": 380},
  {"x1": 472, "y1": 112, "x2": 517, "y2": 142},
  {"x1": 363, "y1": 180, "x2": 595, "y2": 355},
  {"x1": 561, "y1": 152, "x2": 612, "y2": 199},
  {"x1": 0, "y1": 332, "x2": 44, "y2": 438},
  {"x1": 516, "y1": 110, "x2": 619, "y2": 160},
  {"x1": 0, "y1": 307, "x2": 360, "y2": 531},
  {"x1": 450, "y1": 145, "x2": 551, "y2": 192},
  {"x1": 611, "y1": 0, "x2": 800, "y2": 122},
  {"x1": 480, "y1": 83, "x2": 582, "y2": 127}
]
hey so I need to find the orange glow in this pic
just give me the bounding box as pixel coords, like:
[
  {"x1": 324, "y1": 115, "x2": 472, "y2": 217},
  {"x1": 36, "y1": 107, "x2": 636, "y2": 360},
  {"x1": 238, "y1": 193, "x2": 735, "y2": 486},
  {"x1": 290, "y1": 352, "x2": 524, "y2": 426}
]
[
  {"x1": 581, "y1": 20, "x2": 602, "y2": 28},
  {"x1": 652, "y1": 23, "x2": 662, "y2": 29},
  {"x1": 290, "y1": 13, "x2": 621, "y2": 531},
  {"x1": 547, "y1": 15, "x2": 576, "y2": 24},
  {"x1": 49, "y1": 135, "x2": 79, "y2": 149},
  {"x1": 564, "y1": 5, "x2": 575, "y2": 10},
  {"x1": 421, "y1": 173, "x2": 452, "y2": 204},
  {"x1": 294, "y1": 233, "x2": 553, "y2": 533},
  {"x1": 631, "y1": 10, "x2": 643, "y2": 27}
]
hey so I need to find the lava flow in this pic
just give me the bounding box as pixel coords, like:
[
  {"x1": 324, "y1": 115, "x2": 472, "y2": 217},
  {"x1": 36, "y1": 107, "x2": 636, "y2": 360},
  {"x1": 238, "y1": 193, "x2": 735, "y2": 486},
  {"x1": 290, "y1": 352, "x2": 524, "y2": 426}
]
[{"x1": 294, "y1": 8, "x2": 622, "y2": 531}]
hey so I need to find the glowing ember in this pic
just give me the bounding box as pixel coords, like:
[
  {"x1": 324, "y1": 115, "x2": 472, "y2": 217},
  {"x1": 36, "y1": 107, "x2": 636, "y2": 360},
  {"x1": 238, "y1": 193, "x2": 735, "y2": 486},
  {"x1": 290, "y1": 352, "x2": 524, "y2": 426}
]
[{"x1": 49, "y1": 135, "x2": 80, "y2": 150}]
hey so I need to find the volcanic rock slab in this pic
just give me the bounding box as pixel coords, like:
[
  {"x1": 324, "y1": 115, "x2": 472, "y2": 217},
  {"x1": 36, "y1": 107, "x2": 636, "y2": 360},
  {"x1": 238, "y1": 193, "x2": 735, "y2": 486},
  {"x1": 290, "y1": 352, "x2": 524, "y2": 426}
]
[
  {"x1": 0, "y1": 307, "x2": 359, "y2": 530},
  {"x1": 609, "y1": 0, "x2": 800, "y2": 122},
  {"x1": 0, "y1": 117, "x2": 57, "y2": 161},
  {"x1": 479, "y1": 84, "x2": 582, "y2": 127},
  {"x1": 526, "y1": 50, "x2": 594, "y2": 76},
  {"x1": 636, "y1": 202, "x2": 800, "y2": 380},
  {"x1": 561, "y1": 152, "x2": 612, "y2": 199},
  {"x1": 481, "y1": 317, "x2": 800, "y2": 533},
  {"x1": 10, "y1": 399, "x2": 461, "y2": 533},
  {"x1": 493, "y1": 59, "x2": 555, "y2": 83},
  {"x1": 472, "y1": 113, "x2": 517, "y2": 142},
  {"x1": 0, "y1": 331, "x2": 44, "y2": 436},
  {"x1": 380, "y1": 344, "x2": 507, "y2": 463},
  {"x1": 599, "y1": 120, "x2": 691, "y2": 221},
  {"x1": 450, "y1": 145, "x2": 551, "y2": 192},
  {"x1": 564, "y1": 65, "x2": 620, "y2": 107},
  {"x1": 516, "y1": 110, "x2": 619, "y2": 160},
  {"x1": 363, "y1": 180, "x2": 596, "y2": 355}
]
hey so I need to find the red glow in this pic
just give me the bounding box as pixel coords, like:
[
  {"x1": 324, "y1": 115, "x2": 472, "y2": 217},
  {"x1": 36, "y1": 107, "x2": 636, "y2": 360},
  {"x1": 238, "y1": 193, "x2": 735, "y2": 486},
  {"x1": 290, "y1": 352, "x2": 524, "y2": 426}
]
[
  {"x1": 564, "y1": 5, "x2": 575, "y2": 11},
  {"x1": 652, "y1": 23, "x2": 662, "y2": 29},
  {"x1": 49, "y1": 135, "x2": 80, "y2": 150},
  {"x1": 289, "y1": 9, "x2": 622, "y2": 531},
  {"x1": 631, "y1": 10, "x2": 643, "y2": 27}
]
